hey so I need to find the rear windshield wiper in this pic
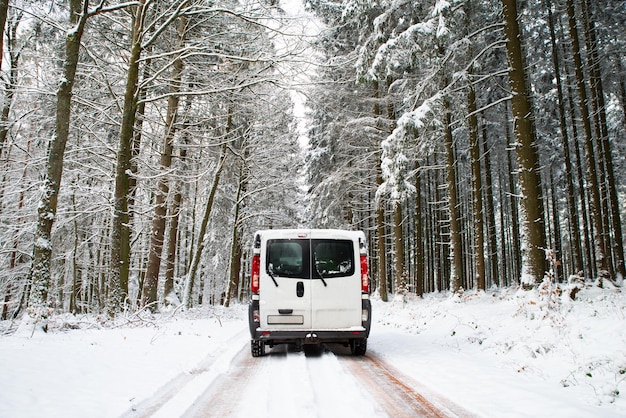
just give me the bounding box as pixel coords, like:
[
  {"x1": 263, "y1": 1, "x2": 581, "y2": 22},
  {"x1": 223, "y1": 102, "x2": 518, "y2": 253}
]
[
  {"x1": 319, "y1": 274, "x2": 327, "y2": 287},
  {"x1": 314, "y1": 263, "x2": 328, "y2": 287},
  {"x1": 267, "y1": 264, "x2": 279, "y2": 287}
]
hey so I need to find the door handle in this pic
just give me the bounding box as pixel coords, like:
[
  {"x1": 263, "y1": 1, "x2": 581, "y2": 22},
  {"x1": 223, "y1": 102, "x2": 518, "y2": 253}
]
[{"x1": 296, "y1": 281, "x2": 304, "y2": 297}]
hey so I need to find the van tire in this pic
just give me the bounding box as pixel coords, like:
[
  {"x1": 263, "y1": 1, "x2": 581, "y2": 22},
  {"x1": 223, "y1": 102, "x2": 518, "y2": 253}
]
[
  {"x1": 251, "y1": 340, "x2": 265, "y2": 357},
  {"x1": 350, "y1": 338, "x2": 367, "y2": 356}
]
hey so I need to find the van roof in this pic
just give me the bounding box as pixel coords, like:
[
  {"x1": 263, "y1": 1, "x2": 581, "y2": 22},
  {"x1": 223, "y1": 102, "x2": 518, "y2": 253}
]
[{"x1": 254, "y1": 229, "x2": 365, "y2": 241}]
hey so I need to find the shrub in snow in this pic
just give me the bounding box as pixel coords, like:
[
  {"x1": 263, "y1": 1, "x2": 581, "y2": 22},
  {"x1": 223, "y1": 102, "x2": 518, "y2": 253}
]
[
  {"x1": 565, "y1": 273, "x2": 585, "y2": 301},
  {"x1": 537, "y1": 276, "x2": 562, "y2": 317}
]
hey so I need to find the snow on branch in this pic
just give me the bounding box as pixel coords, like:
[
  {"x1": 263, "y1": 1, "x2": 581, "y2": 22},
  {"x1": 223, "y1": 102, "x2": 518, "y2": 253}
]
[
  {"x1": 363, "y1": 19, "x2": 436, "y2": 81},
  {"x1": 431, "y1": 0, "x2": 452, "y2": 17},
  {"x1": 360, "y1": 0, "x2": 460, "y2": 81},
  {"x1": 378, "y1": 97, "x2": 437, "y2": 203}
]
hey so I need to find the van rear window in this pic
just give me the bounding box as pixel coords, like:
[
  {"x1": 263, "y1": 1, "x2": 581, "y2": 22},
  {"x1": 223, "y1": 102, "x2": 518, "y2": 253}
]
[
  {"x1": 267, "y1": 240, "x2": 307, "y2": 278},
  {"x1": 266, "y1": 239, "x2": 354, "y2": 279},
  {"x1": 312, "y1": 240, "x2": 354, "y2": 278}
]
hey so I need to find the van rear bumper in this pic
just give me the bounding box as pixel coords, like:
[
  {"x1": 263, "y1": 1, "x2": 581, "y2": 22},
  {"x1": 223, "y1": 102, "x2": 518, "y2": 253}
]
[
  {"x1": 248, "y1": 299, "x2": 371, "y2": 345},
  {"x1": 251, "y1": 329, "x2": 369, "y2": 345}
]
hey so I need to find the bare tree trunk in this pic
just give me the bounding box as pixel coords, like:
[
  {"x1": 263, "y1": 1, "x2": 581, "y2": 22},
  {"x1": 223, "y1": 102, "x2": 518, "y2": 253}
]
[
  {"x1": 443, "y1": 96, "x2": 463, "y2": 294},
  {"x1": 29, "y1": 0, "x2": 89, "y2": 314},
  {"x1": 498, "y1": 180, "x2": 508, "y2": 287},
  {"x1": 564, "y1": 70, "x2": 595, "y2": 279},
  {"x1": 0, "y1": 0, "x2": 8, "y2": 71},
  {"x1": 163, "y1": 177, "x2": 183, "y2": 303},
  {"x1": 128, "y1": 58, "x2": 150, "y2": 226},
  {"x1": 549, "y1": 170, "x2": 564, "y2": 281},
  {"x1": 225, "y1": 155, "x2": 247, "y2": 307},
  {"x1": 372, "y1": 81, "x2": 388, "y2": 301},
  {"x1": 565, "y1": 0, "x2": 611, "y2": 283},
  {"x1": 163, "y1": 96, "x2": 191, "y2": 304},
  {"x1": 580, "y1": 0, "x2": 625, "y2": 280},
  {"x1": 376, "y1": 161, "x2": 388, "y2": 301},
  {"x1": 504, "y1": 101, "x2": 522, "y2": 282},
  {"x1": 142, "y1": 15, "x2": 186, "y2": 310},
  {"x1": 545, "y1": 0, "x2": 583, "y2": 276},
  {"x1": 0, "y1": 11, "x2": 20, "y2": 159},
  {"x1": 2, "y1": 139, "x2": 30, "y2": 319},
  {"x1": 183, "y1": 144, "x2": 228, "y2": 309},
  {"x1": 393, "y1": 200, "x2": 405, "y2": 293},
  {"x1": 580, "y1": 0, "x2": 610, "y2": 255},
  {"x1": 501, "y1": 0, "x2": 547, "y2": 287},
  {"x1": 481, "y1": 124, "x2": 499, "y2": 287},
  {"x1": 227, "y1": 232, "x2": 243, "y2": 304},
  {"x1": 422, "y1": 163, "x2": 430, "y2": 292},
  {"x1": 468, "y1": 84, "x2": 485, "y2": 291},
  {"x1": 109, "y1": 0, "x2": 149, "y2": 315},
  {"x1": 435, "y1": 156, "x2": 450, "y2": 291},
  {"x1": 414, "y1": 162, "x2": 424, "y2": 297},
  {"x1": 70, "y1": 191, "x2": 81, "y2": 313},
  {"x1": 0, "y1": 13, "x2": 23, "y2": 318},
  {"x1": 385, "y1": 77, "x2": 405, "y2": 295}
]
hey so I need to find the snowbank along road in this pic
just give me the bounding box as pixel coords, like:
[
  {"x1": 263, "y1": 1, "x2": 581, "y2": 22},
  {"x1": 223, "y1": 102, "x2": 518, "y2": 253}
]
[{"x1": 124, "y1": 338, "x2": 475, "y2": 418}]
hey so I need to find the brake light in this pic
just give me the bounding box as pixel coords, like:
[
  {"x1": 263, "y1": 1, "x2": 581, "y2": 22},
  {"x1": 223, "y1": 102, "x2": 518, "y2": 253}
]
[
  {"x1": 251, "y1": 254, "x2": 260, "y2": 294},
  {"x1": 360, "y1": 254, "x2": 369, "y2": 293}
]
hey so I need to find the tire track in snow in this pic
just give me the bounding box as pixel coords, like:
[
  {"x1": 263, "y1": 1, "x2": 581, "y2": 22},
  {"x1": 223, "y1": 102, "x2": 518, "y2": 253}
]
[
  {"x1": 181, "y1": 344, "x2": 261, "y2": 417},
  {"x1": 124, "y1": 339, "x2": 475, "y2": 418},
  {"x1": 340, "y1": 349, "x2": 478, "y2": 418},
  {"x1": 182, "y1": 344, "x2": 383, "y2": 418},
  {"x1": 120, "y1": 328, "x2": 248, "y2": 418}
]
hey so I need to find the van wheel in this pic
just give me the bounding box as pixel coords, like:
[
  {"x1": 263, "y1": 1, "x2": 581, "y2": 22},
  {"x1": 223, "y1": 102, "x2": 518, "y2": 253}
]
[
  {"x1": 251, "y1": 340, "x2": 265, "y2": 357},
  {"x1": 350, "y1": 339, "x2": 367, "y2": 356}
]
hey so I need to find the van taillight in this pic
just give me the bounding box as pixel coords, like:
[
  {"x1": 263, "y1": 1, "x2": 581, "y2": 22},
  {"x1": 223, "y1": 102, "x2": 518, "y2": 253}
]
[
  {"x1": 251, "y1": 254, "x2": 260, "y2": 294},
  {"x1": 360, "y1": 255, "x2": 369, "y2": 293}
]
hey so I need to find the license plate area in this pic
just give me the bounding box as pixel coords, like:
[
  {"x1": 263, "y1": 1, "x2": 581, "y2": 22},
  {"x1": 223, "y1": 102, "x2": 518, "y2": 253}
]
[{"x1": 267, "y1": 315, "x2": 304, "y2": 325}]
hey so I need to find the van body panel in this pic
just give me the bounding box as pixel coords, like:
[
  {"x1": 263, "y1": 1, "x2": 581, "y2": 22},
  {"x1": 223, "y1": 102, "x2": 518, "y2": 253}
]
[{"x1": 249, "y1": 229, "x2": 371, "y2": 356}]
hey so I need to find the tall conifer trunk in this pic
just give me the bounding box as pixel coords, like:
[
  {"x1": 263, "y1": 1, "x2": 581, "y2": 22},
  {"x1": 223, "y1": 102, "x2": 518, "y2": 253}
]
[
  {"x1": 580, "y1": 0, "x2": 625, "y2": 280},
  {"x1": 414, "y1": 162, "x2": 424, "y2": 297},
  {"x1": 372, "y1": 81, "x2": 388, "y2": 301},
  {"x1": 443, "y1": 96, "x2": 463, "y2": 294},
  {"x1": 565, "y1": 0, "x2": 611, "y2": 283},
  {"x1": 504, "y1": 101, "x2": 522, "y2": 281},
  {"x1": 481, "y1": 124, "x2": 499, "y2": 287},
  {"x1": 545, "y1": 0, "x2": 583, "y2": 275},
  {"x1": 500, "y1": 0, "x2": 547, "y2": 286},
  {"x1": 468, "y1": 84, "x2": 485, "y2": 290},
  {"x1": 393, "y1": 201, "x2": 405, "y2": 292}
]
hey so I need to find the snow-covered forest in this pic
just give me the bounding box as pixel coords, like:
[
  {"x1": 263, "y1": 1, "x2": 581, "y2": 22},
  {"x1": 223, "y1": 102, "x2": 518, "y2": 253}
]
[{"x1": 0, "y1": 0, "x2": 624, "y2": 321}]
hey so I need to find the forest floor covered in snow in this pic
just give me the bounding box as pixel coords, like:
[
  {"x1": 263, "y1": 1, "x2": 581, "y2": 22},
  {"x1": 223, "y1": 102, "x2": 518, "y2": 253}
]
[{"x1": 1, "y1": 282, "x2": 625, "y2": 417}]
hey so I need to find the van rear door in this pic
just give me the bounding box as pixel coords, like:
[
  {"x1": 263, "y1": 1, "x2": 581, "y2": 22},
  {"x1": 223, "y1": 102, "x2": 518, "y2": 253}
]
[
  {"x1": 260, "y1": 230, "x2": 312, "y2": 329},
  {"x1": 309, "y1": 231, "x2": 362, "y2": 329}
]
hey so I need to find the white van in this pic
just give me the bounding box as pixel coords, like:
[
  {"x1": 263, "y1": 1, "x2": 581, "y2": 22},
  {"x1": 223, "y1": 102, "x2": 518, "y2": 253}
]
[{"x1": 248, "y1": 229, "x2": 371, "y2": 356}]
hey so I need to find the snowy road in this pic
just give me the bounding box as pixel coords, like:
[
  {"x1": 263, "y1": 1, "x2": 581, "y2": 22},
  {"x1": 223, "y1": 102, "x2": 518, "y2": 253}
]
[
  {"x1": 126, "y1": 337, "x2": 472, "y2": 418},
  {"x1": 3, "y1": 292, "x2": 625, "y2": 417}
]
